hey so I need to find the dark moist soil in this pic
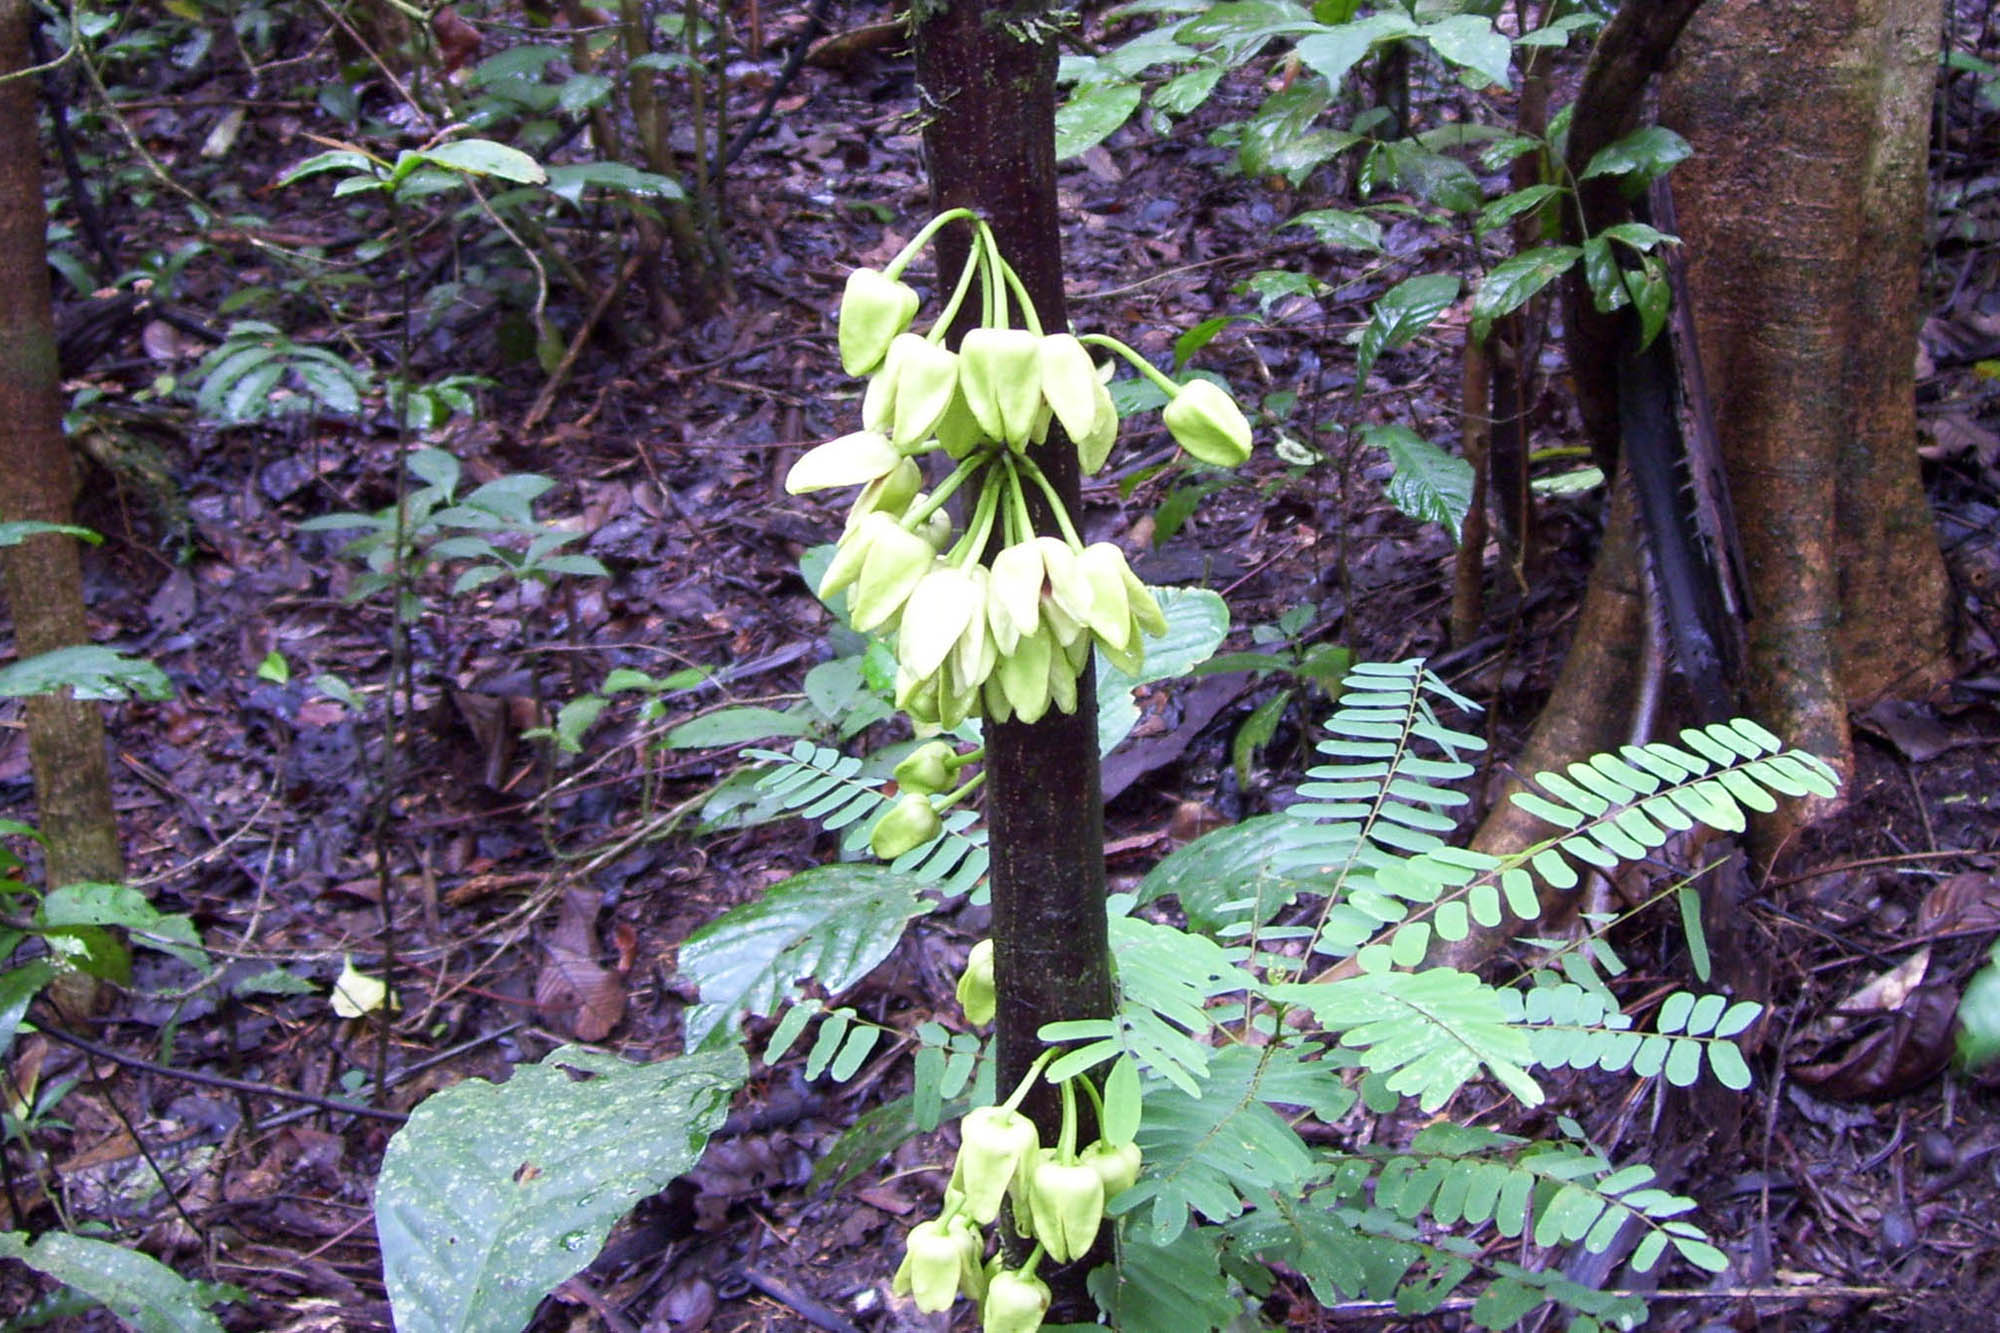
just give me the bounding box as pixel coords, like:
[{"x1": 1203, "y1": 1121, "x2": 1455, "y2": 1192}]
[{"x1": 3, "y1": 3, "x2": 2000, "y2": 1330}]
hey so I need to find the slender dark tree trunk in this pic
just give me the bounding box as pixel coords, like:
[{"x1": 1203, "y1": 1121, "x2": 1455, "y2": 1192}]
[
  {"x1": 0, "y1": 0, "x2": 125, "y2": 1006},
  {"x1": 915, "y1": 0, "x2": 1115, "y2": 1316}
]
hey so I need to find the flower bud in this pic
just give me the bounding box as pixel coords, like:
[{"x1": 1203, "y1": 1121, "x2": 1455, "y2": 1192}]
[
  {"x1": 785, "y1": 430, "x2": 900, "y2": 494},
  {"x1": 935, "y1": 387, "x2": 988, "y2": 460},
  {"x1": 986, "y1": 541, "x2": 1046, "y2": 657},
  {"x1": 850, "y1": 528, "x2": 936, "y2": 632},
  {"x1": 1075, "y1": 543, "x2": 1136, "y2": 651},
  {"x1": 845, "y1": 456, "x2": 924, "y2": 528},
  {"x1": 898, "y1": 564, "x2": 981, "y2": 680},
  {"x1": 957, "y1": 939, "x2": 995, "y2": 1026},
  {"x1": 954, "y1": 1105, "x2": 1040, "y2": 1224},
  {"x1": 895, "y1": 1218, "x2": 967, "y2": 1313},
  {"x1": 1081, "y1": 1138, "x2": 1142, "y2": 1199},
  {"x1": 839, "y1": 268, "x2": 920, "y2": 377},
  {"x1": 1074, "y1": 377, "x2": 1119, "y2": 475},
  {"x1": 1037, "y1": 333, "x2": 1101, "y2": 445},
  {"x1": 994, "y1": 627, "x2": 1055, "y2": 725},
  {"x1": 893, "y1": 740, "x2": 958, "y2": 795},
  {"x1": 885, "y1": 333, "x2": 960, "y2": 448},
  {"x1": 1028, "y1": 1156, "x2": 1106, "y2": 1263},
  {"x1": 871, "y1": 792, "x2": 942, "y2": 859},
  {"x1": 981, "y1": 1268, "x2": 1051, "y2": 1333},
  {"x1": 960, "y1": 328, "x2": 1044, "y2": 448},
  {"x1": 1162, "y1": 377, "x2": 1253, "y2": 467},
  {"x1": 1034, "y1": 537, "x2": 1094, "y2": 630},
  {"x1": 949, "y1": 1212, "x2": 989, "y2": 1301}
]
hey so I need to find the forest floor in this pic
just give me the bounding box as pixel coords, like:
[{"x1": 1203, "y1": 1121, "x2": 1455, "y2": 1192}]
[{"x1": 3, "y1": 3, "x2": 2000, "y2": 1330}]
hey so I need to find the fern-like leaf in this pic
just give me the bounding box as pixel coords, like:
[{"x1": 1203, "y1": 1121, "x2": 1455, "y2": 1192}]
[
  {"x1": 1116, "y1": 1045, "x2": 1323, "y2": 1245},
  {"x1": 745, "y1": 741, "x2": 988, "y2": 894},
  {"x1": 1268, "y1": 966, "x2": 1543, "y2": 1110}
]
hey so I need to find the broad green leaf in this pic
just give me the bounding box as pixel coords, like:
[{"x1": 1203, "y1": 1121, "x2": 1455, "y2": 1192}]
[
  {"x1": 543, "y1": 161, "x2": 685, "y2": 204},
  {"x1": 1581, "y1": 235, "x2": 1628, "y2": 313},
  {"x1": 0, "y1": 1232, "x2": 228, "y2": 1333},
  {"x1": 1356, "y1": 273, "x2": 1460, "y2": 384},
  {"x1": 42, "y1": 882, "x2": 207, "y2": 968},
  {"x1": 1097, "y1": 587, "x2": 1229, "y2": 754},
  {"x1": 417, "y1": 139, "x2": 548, "y2": 184},
  {"x1": 556, "y1": 73, "x2": 613, "y2": 115},
  {"x1": 1958, "y1": 946, "x2": 2000, "y2": 1070},
  {"x1": 1420, "y1": 13, "x2": 1513, "y2": 88},
  {"x1": 1579, "y1": 126, "x2": 1692, "y2": 182},
  {"x1": 1293, "y1": 11, "x2": 1415, "y2": 90},
  {"x1": 0, "y1": 646, "x2": 172, "y2": 703},
  {"x1": 1474, "y1": 183, "x2": 1562, "y2": 238},
  {"x1": 1285, "y1": 207, "x2": 1384, "y2": 251},
  {"x1": 664, "y1": 706, "x2": 812, "y2": 749},
  {"x1": 1154, "y1": 62, "x2": 1225, "y2": 116},
  {"x1": 375, "y1": 1046, "x2": 743, "y2": 1333},
  {"x1": 0, "y1": 521, "x2": 100, "y2": 547},
  {"x1": 1056, "y1": 81, "x2": 1142, "y2": 159},
  {"x1": 1360, "y1": 424, "x2": 1474, "y2": 540},
  {"x1": 1471, "y1": 245, "x2": 1581, "y2": 342},
  {"x1": 1136, "y1": 813, "x2": 1315, "y2": 936},
  {"x1": 276, "y1": 149, "x2": 378, "y2": 189},
  {"x1": 0, "y1": 959, "x2": 55, "y2": 1059},
  {"x1": 678, "y1": 865, "x2": 933, "y2": 1048}
]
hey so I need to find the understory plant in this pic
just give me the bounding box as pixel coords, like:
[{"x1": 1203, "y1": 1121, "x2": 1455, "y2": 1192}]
[{"x1": 369, "y1": 220, "x2": 1838, "y2": 1332}]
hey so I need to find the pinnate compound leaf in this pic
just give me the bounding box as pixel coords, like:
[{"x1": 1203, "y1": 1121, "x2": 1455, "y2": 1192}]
[
  {"x1": 679, "y1": 865, "x2": 932, "y2": 1048},
  {"x1": 1089, "y1": 1226, "x2": 1240, "y2": 1333},
  {"x1": 375, "y1": 1045, "x2": 743, "y2": 1333},
  {"x1": 0, "y1": 1231, "x2": 229, "y2": 1333}
]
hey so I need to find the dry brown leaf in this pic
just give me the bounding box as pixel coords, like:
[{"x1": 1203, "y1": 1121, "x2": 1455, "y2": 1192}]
[{"x1": 534, "y1": 888, "x2": 627, "y2": 1042}]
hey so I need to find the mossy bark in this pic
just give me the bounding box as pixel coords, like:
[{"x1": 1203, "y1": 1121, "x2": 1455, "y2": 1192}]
[
  {"x1": 914, "y1": 0, "x2": 1114, "y2": 1316},
  {"x1": 1, "y1": 0, "x2": 125, "y2": 1011}
]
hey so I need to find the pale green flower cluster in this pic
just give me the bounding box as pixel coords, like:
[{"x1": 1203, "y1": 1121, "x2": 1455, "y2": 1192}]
[
  {"x1": 788, "y1": 210, "x2": 1255, "y2": 732},
  {"x1": 892, "y1": 1042, "x2": 1142, "y2": 1332}
]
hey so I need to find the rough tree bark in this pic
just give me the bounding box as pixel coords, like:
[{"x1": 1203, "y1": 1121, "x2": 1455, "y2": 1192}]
[
  {"x1": 913, "y1": 0, "x2": 1115, "y2": 1316},
  {"x1": 0, "y1": 1, "x2": 125, "y2": 898},
  {"x1": 1443, "y1": 0, "x2": 1954, "y2": 969},
  {"x1": 1663, "y1": 0, "x2": 1954, "y2": 792}
]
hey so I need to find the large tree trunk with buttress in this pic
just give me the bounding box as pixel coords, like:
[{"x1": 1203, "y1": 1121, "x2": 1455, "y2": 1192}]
[
  {"x1": 1439, "y1": 0, "x2": 1954, "y2": 970},
  {"x1": 914, "y1": 0, "x2": 1116, "y2": 1319},
  {"x1": 1661, "y1": 0, "x2": 1954, "y2": 834},
  {"x1": 0, "y1": 0, "x2": 126, "y2": 1010}
]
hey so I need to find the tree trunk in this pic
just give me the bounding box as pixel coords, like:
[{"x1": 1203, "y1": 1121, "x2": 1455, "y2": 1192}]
[
  {"x1": 0, "y1": 0, "x2": 125, "y2": 1004},
  {"x1": 915, "y1": 1, "x2": 1115, "y2": 1317},
  {"x1": 1662, "y1": 0, "x2": 1954, "y2": 844}
]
